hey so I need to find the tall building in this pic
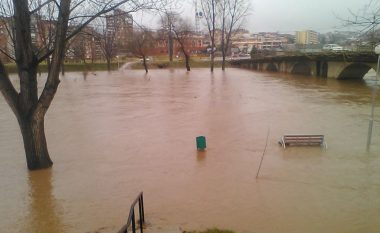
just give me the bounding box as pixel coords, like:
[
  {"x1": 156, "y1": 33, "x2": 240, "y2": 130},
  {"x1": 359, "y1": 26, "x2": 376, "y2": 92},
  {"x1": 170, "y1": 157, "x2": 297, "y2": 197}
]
[
  {"x1": 193, "y1": 0, "x2": 203, "y2": 34},
  {"x1": 106, "y1": 9, "x2": 133, "y2": 54},
  {"x1": 296, "y1": 30, "x2": 319, "y2": 44}
]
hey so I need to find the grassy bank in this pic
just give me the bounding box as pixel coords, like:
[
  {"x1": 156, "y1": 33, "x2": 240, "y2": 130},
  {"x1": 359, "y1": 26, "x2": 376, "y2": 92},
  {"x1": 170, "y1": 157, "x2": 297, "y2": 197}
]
[
  {"x1": 4, "y1": 62, "x2": 120, "y2": 74},
  {"x1": 130, "y1": 59, "x2": 231, "y2": 70}
]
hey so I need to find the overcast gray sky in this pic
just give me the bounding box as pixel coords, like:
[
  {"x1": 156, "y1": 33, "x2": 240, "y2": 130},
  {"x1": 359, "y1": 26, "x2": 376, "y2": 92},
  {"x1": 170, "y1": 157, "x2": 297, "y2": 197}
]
[
  {"x1": 247, "y1": 0, "x2": 369, "y2": 33},
  {"x1": 133, "y1": 0, "x2": 372, "y2": 34}
]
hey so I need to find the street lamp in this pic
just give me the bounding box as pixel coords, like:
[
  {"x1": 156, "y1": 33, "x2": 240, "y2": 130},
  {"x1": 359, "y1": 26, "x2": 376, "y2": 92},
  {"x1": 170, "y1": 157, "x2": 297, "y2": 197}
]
[{"x1": 366, "y1": 44, "x2": 380, "y2": 151}]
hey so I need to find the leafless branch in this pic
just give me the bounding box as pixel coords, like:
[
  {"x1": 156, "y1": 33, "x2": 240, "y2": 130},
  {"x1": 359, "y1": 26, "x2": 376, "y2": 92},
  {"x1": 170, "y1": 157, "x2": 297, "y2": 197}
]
[
  {"x1": 0, "y1": 61, "x2": 19, "y2": 117},
  {"x1": 30, "y1": 0, "x2": 55, "y2": 14}
]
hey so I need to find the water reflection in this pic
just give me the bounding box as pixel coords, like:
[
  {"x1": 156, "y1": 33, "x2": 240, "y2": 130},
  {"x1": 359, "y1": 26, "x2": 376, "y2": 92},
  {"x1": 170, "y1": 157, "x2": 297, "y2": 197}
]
[
  {"x1": 196, "y1": 150, "x2": 206, "y2": 162},
  {"x1": 25, "y1": 169, "x2": 64, "y2": 233},
  {"x1": 82, "y1": 71, "x2": 88, "y2": 80}
]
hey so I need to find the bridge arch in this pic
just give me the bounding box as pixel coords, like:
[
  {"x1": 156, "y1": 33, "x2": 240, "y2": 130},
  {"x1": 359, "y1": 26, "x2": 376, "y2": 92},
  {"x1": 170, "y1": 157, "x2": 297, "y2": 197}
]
[
  {"x1": 337, "y1": 63, "x2": 373, "y2": 80},
  {"x1": 291, "y1": 62, "x2": 311, "y2": 76},
  {"x1": 266, "y1": 63, "x2": 278, "y2": 72}
]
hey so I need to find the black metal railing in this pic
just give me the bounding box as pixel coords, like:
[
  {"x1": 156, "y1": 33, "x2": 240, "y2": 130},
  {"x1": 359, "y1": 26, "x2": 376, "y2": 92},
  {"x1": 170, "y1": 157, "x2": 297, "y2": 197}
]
[{"x1": 118, "y1": 192, "x2": 145, "y2": 233}]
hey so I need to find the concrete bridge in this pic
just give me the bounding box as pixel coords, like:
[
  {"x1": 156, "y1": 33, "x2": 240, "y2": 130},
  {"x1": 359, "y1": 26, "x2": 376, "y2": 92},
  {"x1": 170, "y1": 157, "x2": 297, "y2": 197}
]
[{"x1": 230, "y1": 52, "x2": 378, "y2": 79}]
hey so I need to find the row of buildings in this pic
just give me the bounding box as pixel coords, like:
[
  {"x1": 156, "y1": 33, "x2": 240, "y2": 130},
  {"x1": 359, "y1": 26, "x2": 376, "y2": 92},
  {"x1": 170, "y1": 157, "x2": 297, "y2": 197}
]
[
  {"x1": 0, "y1": 9, "x2": 134, "y2": 62},
  {"x1": 0, "y1": 9, "x2": 368, "y2": 63}
]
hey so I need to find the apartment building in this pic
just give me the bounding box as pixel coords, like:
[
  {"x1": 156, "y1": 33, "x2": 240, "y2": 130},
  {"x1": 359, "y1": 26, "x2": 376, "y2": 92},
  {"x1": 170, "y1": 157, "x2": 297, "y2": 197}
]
[
  {"x1": 296, "y1": 30, "x2": 319, "y2": 44},
  {"x1": 232, "y1": 32, "x2": 293, "y2": 54},
  {"x1": 106, "y1": 9, "x2": 133, "y2": 54}
]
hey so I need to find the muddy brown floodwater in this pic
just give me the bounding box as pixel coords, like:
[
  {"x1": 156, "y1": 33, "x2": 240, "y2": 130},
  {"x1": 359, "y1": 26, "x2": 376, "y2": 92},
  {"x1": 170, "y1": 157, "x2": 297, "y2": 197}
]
[{"x1": 0, "y1": 68, "x2": 380, "y2": 233}]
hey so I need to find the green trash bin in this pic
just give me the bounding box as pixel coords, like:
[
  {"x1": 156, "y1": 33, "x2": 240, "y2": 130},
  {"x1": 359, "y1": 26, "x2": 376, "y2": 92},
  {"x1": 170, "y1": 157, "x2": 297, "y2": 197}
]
[{"x1": 196, "y1": 136, "x2": 206, "y2": 150}]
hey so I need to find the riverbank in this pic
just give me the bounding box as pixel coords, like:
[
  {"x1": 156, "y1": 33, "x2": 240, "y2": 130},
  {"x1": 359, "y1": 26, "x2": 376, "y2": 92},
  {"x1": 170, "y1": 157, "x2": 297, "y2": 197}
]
[
  {"x1": 4, "y1": 57, "x2": 231, "y2": 73},
  {"x1": 130, "y1": 59, "x2": 230, "y2": 70}
]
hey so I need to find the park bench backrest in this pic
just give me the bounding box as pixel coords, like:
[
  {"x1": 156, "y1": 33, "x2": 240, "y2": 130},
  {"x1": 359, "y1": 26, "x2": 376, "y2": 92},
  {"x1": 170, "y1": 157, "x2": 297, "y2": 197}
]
[{"x1": 280, "y1": 135, "x2": 326, "y2": 149}]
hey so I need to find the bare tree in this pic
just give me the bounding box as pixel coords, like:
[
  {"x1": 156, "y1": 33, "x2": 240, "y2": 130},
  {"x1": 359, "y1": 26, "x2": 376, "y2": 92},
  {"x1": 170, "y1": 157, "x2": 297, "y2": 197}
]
[
  {"x1": 172, "y1": 16, "x2": 193, "y2": 71},
  {"x1": 159, "y1": 11, "x2": 176, "y2": 62},
  {"x1": 70, "y1": 32, "x2": 88, "y2": 63},
  {"x1": 340, "y1": 0, "x2": 380, "y2": 48},
  {"x1": 0, "y1": 0, "x2": 167, "y2": 170},
  {"x1": 97, "y1": 17, "x2": 118, "y2": 71},
  {"x1": 201, "y1": 0, "x2": 218, "y2": 72},
  {"x1": 128, "y1": 27, "x2": 155, "y2": 73},
  {"x1": 219, "y1": 0, "x2": 250, "y2": 70},
  {"x1": 160, "y1": 12, "x2": 193, "y2": 71}
]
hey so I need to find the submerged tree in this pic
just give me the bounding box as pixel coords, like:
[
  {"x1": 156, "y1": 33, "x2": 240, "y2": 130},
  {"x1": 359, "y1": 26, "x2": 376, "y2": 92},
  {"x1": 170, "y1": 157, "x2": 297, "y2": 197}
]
[
  {"x1": 219, "y1": 0, "x2": 250, "y2": 70},
  {"x1": 172, "y1": 17, "x2": 193, "y2": 71},
  {"x1": 0, "y1": 0, "x2": 167, "y2": 170},
  {"x1": 128, "y1": 27, "x2": 155, "y2": 73},
  {"x1": 160, "y1": 12, "x2": 193, "y2": 71},
  {"x1": 96, "y1": 17, "x2": 118, "y2": 71},
  {"x1": 201, "y1": 0, "x2": 218, "y2": 73}
]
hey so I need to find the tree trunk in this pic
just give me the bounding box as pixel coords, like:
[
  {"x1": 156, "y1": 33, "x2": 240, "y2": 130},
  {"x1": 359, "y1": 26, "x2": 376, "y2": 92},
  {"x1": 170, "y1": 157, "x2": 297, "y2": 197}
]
[
  {"x1": 61, "y1": 60, "x2": 65, "y2": 76},
  {"x1": 221, "y1": 12, "x2": 226, "y2": 71},
  {"x1": 143, "y1": 56, "x2": 148, "y2": 73},
  {"x1": 169, "y1": 28, "x2": 173, "y2": 62},
  {"x1": 106, "y1": 58, "x2": 111, "y2": 71},
  {"x1": 185, "y1": 54, "x2": 190, "y2": 71},
  {"x1": 222, "y1": 54, "x2": 226, "y2": 71},
  {"x1": 210, "y1": 52, "x2": 214, "y2": 73},
  {"x1": 19, "y1": 115, "x2": 53, "y2": 170}
]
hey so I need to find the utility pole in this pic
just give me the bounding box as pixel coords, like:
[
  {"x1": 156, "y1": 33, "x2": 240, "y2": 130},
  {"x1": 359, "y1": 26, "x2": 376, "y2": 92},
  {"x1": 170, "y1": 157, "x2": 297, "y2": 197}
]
[{"x1": 367, "y1": 44, "x2": 380, "y2": 151}]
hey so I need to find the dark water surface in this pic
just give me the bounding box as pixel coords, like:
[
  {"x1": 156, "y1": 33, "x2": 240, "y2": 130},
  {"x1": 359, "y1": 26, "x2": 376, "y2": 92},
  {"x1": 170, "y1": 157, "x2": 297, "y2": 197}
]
[{"x1": 0, "y1": 68, "x2": 379, "y2": 233}]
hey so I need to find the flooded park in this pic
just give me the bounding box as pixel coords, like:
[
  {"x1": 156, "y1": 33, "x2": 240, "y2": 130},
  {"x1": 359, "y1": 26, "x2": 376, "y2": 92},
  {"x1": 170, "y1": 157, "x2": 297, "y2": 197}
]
[{"x1": 0, "y1": 68, "x2": 380, "y2": 233}]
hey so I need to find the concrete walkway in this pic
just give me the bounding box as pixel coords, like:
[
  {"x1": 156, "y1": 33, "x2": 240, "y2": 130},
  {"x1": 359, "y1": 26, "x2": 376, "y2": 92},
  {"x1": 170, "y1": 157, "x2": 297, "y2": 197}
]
[
  {"x1": 145, "y1": 225, "x2": 183, "y2": 233},
  {"x1": 120, "y1": 61, "x2": 137, "y2": 70}
]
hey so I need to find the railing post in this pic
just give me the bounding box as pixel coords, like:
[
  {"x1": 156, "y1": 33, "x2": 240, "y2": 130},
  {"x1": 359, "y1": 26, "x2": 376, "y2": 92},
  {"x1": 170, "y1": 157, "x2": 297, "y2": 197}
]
[
  {"x1": 140, "y1": 193, "x2": 145, "y2": 223},
  {"x1": 132, "y1": 209, "x2": 136, "y2": 233},
  {"x1": 138, "y1": 197, "x2": 143, "y2": 233},
  {"x1": 117, "y1": 192, "x2": 145, "y2": 233}
]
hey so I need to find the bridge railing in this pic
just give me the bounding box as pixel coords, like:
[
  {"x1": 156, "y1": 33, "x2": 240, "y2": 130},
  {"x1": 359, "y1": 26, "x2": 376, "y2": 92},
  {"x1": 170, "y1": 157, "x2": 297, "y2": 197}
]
[{"x1": 118, "y1": 192, "x2": 145, "y2": 233}]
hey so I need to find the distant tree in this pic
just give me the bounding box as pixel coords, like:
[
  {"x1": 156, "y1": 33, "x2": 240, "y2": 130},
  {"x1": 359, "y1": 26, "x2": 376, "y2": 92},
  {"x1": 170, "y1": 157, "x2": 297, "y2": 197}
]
[
  {"x1": 159, "y1": 11, "x2": 177, "y2": 62},
  {"x1": 128, "y1": 28, "x2": 155, "y2": 73},
  {"x1": 70, "y1": 32, "x2": 88, "y2": 63},
  {"x1": 340, "y1": 0, "x2": 380, "y2": 48},
  {"x1": 161, "y1": 13, "x2": 193, "y2": 71},
  {"x1": 97, "y1": 17, "x2": 118, "y2": 71},
  {"x1": 318, "y1": 34, "x2": 326, "y2": 45},
  {"x1": 201, "y1": 0, "x2": 218, "y2": 72},
  {"x1": 219, "y1": 0, "x2": 250, "y2": 70},
  {"x1": 172, "y1": 17, "x2": 193, "y2": 71},
  {"x1": 0, "y1": 0, "x2": 168, "y2": 170},
  {"x1": 250, "y1": 46, "x2": 257, "y2": 58}
]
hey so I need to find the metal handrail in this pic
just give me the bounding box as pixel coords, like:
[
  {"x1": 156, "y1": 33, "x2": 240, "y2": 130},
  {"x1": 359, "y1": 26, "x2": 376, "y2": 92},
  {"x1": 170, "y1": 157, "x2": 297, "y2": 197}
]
[{"x1": 118, "y1": 192, "x2": 145, "y2": 233}]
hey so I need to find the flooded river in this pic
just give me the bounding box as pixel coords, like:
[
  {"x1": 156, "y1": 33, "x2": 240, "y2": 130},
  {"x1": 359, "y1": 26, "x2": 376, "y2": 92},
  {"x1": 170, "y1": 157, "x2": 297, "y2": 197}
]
[{"x1": 0, "y1": 68, "x2": 379, "y2": 233}]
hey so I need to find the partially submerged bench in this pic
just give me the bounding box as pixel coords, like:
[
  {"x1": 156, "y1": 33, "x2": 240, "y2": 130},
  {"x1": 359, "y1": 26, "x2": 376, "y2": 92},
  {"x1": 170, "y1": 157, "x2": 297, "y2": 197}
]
[{"x1": 279, "y1": 135, "x2": 327, "y2": 149}]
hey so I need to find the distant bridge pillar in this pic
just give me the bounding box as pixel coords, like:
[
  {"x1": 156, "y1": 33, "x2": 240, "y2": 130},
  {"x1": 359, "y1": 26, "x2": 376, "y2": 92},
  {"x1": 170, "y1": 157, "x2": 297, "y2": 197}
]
[
  {"x1": 258, "y1": 62, "x2": 264, "y2": 71},
  {"x1": 278, "y1": 62, "x2": 287, "y2": 73},
  {"x1": 310, "y1": 61, "x2": 318, "y2": 76},
  {"x1": 316, "y1": 61, "x2": 328, "y2": 78}
]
